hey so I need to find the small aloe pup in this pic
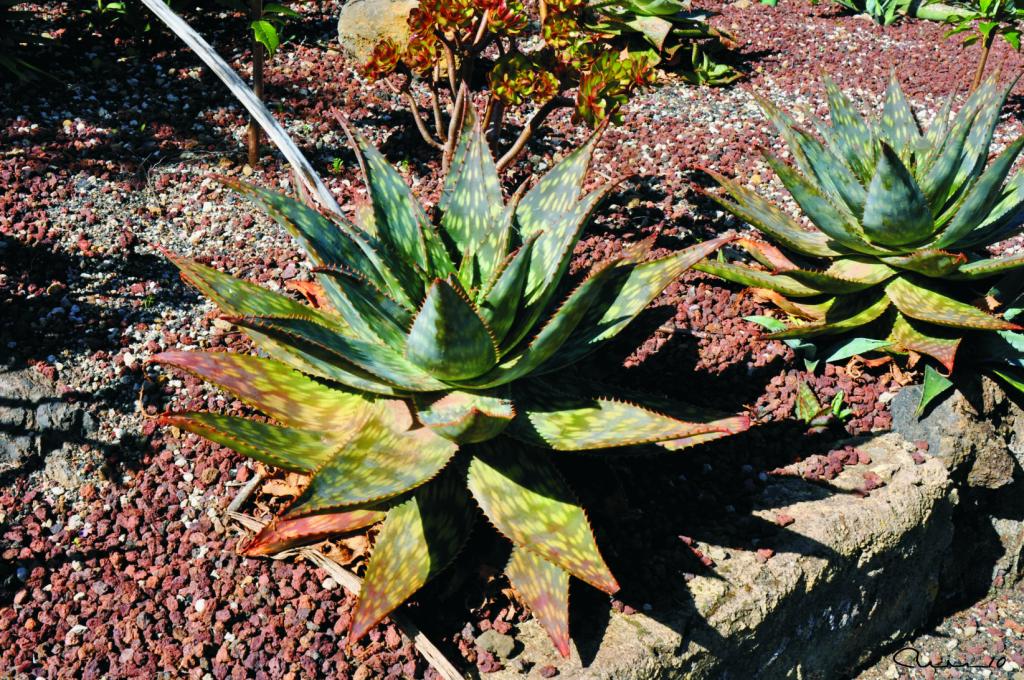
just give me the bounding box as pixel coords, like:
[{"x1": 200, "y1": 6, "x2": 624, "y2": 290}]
[
  {"x1": 695, "y1": 73, "x2": 1024, "y2": 375},
  {"x1": 151, "y1": 112, "x2": 748, "y2": 656}
]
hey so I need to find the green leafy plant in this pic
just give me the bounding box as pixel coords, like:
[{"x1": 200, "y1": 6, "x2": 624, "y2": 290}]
[
  {"x1": 353, "y1": 0, "x2": 740, "y2": 171},
  {"x1": 152, "y1": 116, "x2": 748, "y2": 655},
  {"x1": 833, "y1": 0, "x2": 911, "y2": 25},
  {"x1": 944, "y1": 0, "x2": 1024, "y2": 90},
  {"x1": 694, "y1": 73, "x2": 1024, "y2": 396},
  {"x1": 794, "y1": 381, "x2": 852, "y2": 432}
]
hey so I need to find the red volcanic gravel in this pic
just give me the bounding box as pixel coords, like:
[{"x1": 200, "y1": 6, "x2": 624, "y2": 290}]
[{"x1": 4, "y1": 0, "x2": 1024, "y2": 677}]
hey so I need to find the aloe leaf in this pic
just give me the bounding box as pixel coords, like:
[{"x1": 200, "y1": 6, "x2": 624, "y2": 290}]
[
  {"x1": 441, "y1": 113, "x2": 504, "y2": 263},
  {"x1": 794, "y1": 380, "x2": 824, "y2": 424},
  {"x1": 508, "y1": 379, "x2": 748, "y2": 450},
  {"x1": 961, "y1": 172, "x2": 1024, "y2": 248},
  {"x1": 467, "y1": 443, "x2": 619, "y2": 593},
  {"x1": 169, "y1": 254, "x2": 337, "y2": 323},
  {"x1": 879, "y1": 249, "x2": 966, "y2": 277},
  {"x1": 860, "y1": 144, "x2": 935, "y2": 247},
  {"x1": 506, "y1": 547, "x2": 571, "y2": 658},
  {"x1": 956, "y1": 252, "x2": 1024, "y2": 279},
  {"x1": 885, "y1": 277, "x2": 1020, "y2": 331},
  {"x1": 952, "y1": 76, "x2": 1017, "y2": 197},
  {"x1": 919, "y1": 91, "x2": 955, "y2": 168},
  {"x1": 517, "y1": 130, "x2": 601, "y2": 244},
  {"x1": 694, "y1": 259, "x2": 823, "y2": 297},
  {"x1": 917, "y1": 104, "x2": 978, "y2": 213},
  {"x1": 350, "y1": 470, "x2": 474, "y2": 642},
  {"x1": 824, "y1": 337, "x2": 892, "y2": 363},
  {"x1": 934, "y1": 136, "x2": 1024, "y2": 248},
  {"x1": 547, "y1": 237, "x2": 729, "y2": 370},
  {"x1": 785, "y1": 258, "x2": 895, "y2": 293},
  {"x1": 879, "y1": 74, "x2": 921, "y2": 156},
  {"x1": 160, "y1": 412, "x2": 344, "y2": 472},
  {"x1": 735, "y1": 237, "x2": 797, "y2": 271},
  {"x1": 508, "y1": 183, "x2": 617, "y2": 352},
  {"x1": 824, "y1": 77, "x2": 878, "y2": 182},
  {"x1": 349, "y1": 131, "x2": 433, "y2": 274},
  {"x1": 460, "y1": 258, "x2": 624, "y2": 388},
  {"x1": 765, "y1": 154, "x2": 881, "y2": 255},
  {"x1": 314, "y1": 266, "x2": 413, "y2": 349},
  {"x1": 472, "y1": 188, "x2": 523, "y2": 295},
  {"x1": 751, "y1": 294, "x2": 835, "y2": 321},
  {"x1": 152, "y1": 351, "x2": 381, "y2": 430},
  {"x1": 413, "y1": 389, "x2": 515, "y2": 443},
  {"x1": 658, "y1": 425, "x2": 752, "y2": 450},
  {"x1": 285, "y1": 421, "x2": 458, "y2": 517},
  {"x1": 405, "y1": 278, "x2": 499, "y2": 381},
  {"x1": 887, "y1": 312, "x2": 961, "y2": 371},
  {"x1": 478, "y1": 236, "x2": 538, "y2": 346},
  {"x1": 704, "y1": 170, "x2": 846, "y2": 257},
  {"x1": 245, "y1": 508, "x2": 386, "y2": 556},
  {"x1": 916, "y1": 364, "x2": 954, "y2": 416},
  {"x1": 221, "y1": 178, "x2": 418, "y2": 309},
  {"x1": 789, "y1": 121, "x2": 868, "y2": 216},
  {"x1": 769, "y1": 293, "x2": 892, "y2": 339},
  {"x1": 229, "y1": 314, "x2": 448, "y2": 391},
  {"x1": 992, "y1": 368, "x2": 1024, "y2": 396}
]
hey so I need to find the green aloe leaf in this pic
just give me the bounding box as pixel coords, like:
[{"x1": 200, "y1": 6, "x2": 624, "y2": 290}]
[
  {"x1": 284, "y1": 421, "x2": 458, "y2": 517},
  {"x1": 785, "y1": 258, "x2": 896, "y2": 293},
  {"x1": 314, "y1": 266, "x2": 413, "y2": 349},
  {"x1": 860, "y1": 144, "x2": 935, "y2": 247},
  {"x1": 916, "y1": 364, "x2": 954, "y2": 416},
  {"x1": 350, "y1": 470, "x2": 474, "y2": 642},
  {"x1": 704, "y1": 170, "x2": 846, "y2": 257},
  {"x1": 405, "y1": 278, "x2": 499, "y2": 381},
  {"x1": 794, "y1": 380, "x2": 824, "y2": 424},
  {"x1": 229, "y1": 315, "x2": 449, "y2": 391},
  {"x1": 951, "y1": 75, "x2": 1017, "y2": 198},
  {"x1": 517, "y1": 130, "x2": 601, "y2": 245},
  {"x1": 547, "y1": 237, "x2": 730, "y2": 370},
  {"x1": 824, "y1": 337, "x2": 893, "y2": 363},
  {"x1": 694, "y1": 259, "x2": 823, "y2": 297},
  {"x1": 918, "y1": 91, "x2": 954, "y2": 168},
  {"x1": 764, "y1": 154, "x2": 880, "y2": 255},
  {"x1": 955, "y1": 251, "x2": 1024, "y2": 279},
  {"x1": 917, "y1": 103, "x2": 978, "y2": 213},
  {"x1": 885, "y1": 277, "x2": 1020, "y2": 331},
  {"x1": 221, "y1": 178, "x2": 417, "y2": 309},
  {"x1": 934, "y1": 136, "x2": 1024, "y2": 248},
  {"x1": 160, "y1": 412, "x2": 344, "y2": 473},
  {"x1": 961, "y1": 172, "x2": 1024, "y2": 247},
  {"x1": 245, "y1": 508, "x2": 386, "y2": 556},
  {"x1": 506, "y1": 547, "x2": 571, "y2": 658},
  {"x1": 478, "y1": 236, "x2": 538, "y2": 346},
  {"x1": 879, "y1": 73, "x2": 921, "y2": 156},
  {"x1": 413, "y1": 389, "x2": 515, "y2": 443},
  {"x1": 769, "y1": 293, "x2": 892, "y2": 339},
  {"x1": 993, "y1": 367, "x2": 1024, "y2": 396},
  {"x1": 350, "y1": 131, "x2": 433, "y2": 274},
  {"x1": 509, "y1": 379, "x2": 749, "y2": 450},
  {"x1": 471, "y1": 189, "x2": 523, "y2": 295},
  {"x1": 462, "y1": 258, "x2": 624, "y2": 387},
  {"x1": 441, "y1": 113, "x2": 504, "y2": 263},
  {"x1": 824, "y1": 77, "x2": 878, "y2": 183},
  {"x1": 467, "y1": 443, "x2": 619, "y2": 593},
  {"x1": 879, "y1": 250, "x2": 966, "y2": 277},
  {"x1": 151, "y1": 351, "x2": 381, "y2": 430}
]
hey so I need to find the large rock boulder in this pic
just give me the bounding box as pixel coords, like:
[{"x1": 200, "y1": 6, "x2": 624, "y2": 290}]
[
  {"x1": 891, "y1": 376, "x2": 1024, "y2": 606},
  {"x1": 490, "y1": 433, "x2": 953, "y2": 679},
  {"x1": 336, "y1": 0, "x2": 418, "y2": 64}
]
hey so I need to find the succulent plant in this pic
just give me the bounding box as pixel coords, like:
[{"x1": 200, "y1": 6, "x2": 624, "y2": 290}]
[
  {"x1": 695, "y1": 73, "x2": 1024, "y2": 375},
  {"x1": 153, "y1": 116, "x2": 748, "y2": 656}
]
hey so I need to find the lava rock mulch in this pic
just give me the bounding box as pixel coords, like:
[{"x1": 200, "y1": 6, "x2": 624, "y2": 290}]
[{"x1": 4, "y1": 0, "x2": 1024, "y2": 677}]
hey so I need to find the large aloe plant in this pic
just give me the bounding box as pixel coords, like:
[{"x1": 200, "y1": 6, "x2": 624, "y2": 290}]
[
  {"x1": 695, "y1": 73, "x2": 1024, "y2": 376},
  {"x1": 152, "y1": 114, "x2": 748, "y2": 656}
]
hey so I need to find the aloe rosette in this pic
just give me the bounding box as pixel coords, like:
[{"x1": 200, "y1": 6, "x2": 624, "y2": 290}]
[
  {"x1": 695, "y1": 73, "x2": 1024, "y2": 373},
  {"x1": 152, "y1": 115, "x2": 748, "y2": 655}
]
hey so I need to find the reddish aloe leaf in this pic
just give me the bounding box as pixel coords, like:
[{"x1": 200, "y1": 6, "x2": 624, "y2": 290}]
[
  {"x1": 735, "y1": 237, "x2": 796, "y2": 271},
  {"x1": 405, "y1": 278, "x2": 499, "y2": 381},
  {"x1": 887, "y1": 313, "x2": 961, "y2": 372},
  {"x1": 467, "y1": 443, "x2": 619, "y2": 594},
  {"x1": 754, "y1": 290, "x2": 834, "y2": 321},
  {"x1": 350, "y1": 470, "x2": 474, "y2": 642},
  {"x1": 413, "y1": 389, "x2": 515, "y2": 444},
  {"x1": 151, "y1": 351, "x2": 379, "y2": 431},
  {"x1": 510, "y1": 379, "x2": 749, "y2": 450},
  {"x1": 885, "y1": 277, "x2": 1020, "y2": 331},
  {"x1": 244, "y1": 508, "x2": 386, "y2": 556},
  {"x1": 658, "y1": 420, "x2": 752, "y2": 451},
  {"x1": 284, "y1": 421, "x2": 457, "y2": 517},
  {"x1": 160, "y1": 412, "x2": 343, "y2": 473},
  {"x1": 506, "y1": 547, "x2": 571, "y2": 658},
  {"x1": 769, "y1": 294, "x2": 891, "y2": 339}
]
